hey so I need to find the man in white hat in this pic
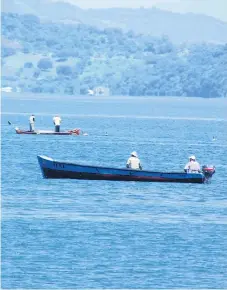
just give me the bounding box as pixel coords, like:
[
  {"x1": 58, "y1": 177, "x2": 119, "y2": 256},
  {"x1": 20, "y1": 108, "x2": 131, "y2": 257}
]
[
  {"x1": 184, "y1": 155, "x2": 201, "y2": 173},
  {"x1": 126, "y1": 151, "x2": 142, "y2": 170},
  {"x1": 29, "y1": 114, "x2": 35, "y2": 132},
  {"x1": 53, "y1": 115, "x2": 61, "y2": 132}
]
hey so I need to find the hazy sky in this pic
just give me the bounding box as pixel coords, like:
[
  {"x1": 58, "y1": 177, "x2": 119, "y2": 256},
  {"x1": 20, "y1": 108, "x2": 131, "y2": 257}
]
[{"x1": 62, "y1": 0, "x2": 227, "y2": 22}]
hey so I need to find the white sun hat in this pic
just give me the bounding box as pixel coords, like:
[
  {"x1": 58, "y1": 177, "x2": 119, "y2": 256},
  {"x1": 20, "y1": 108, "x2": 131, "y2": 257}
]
[
  {"x1": 189, "y1": 155, "x2": 196, "y2": 160},
  {"x1": 131, "y1": 151, "x2": 138, "y2": 157}
]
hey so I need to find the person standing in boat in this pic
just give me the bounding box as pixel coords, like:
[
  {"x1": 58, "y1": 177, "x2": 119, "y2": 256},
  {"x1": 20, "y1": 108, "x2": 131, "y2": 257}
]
[
  {"x1": 126, "y1": 151, "x2": 142, "y2": 170},
  {"x1": 29, "y1": 114, "x2": 35, "y2": 132},
  {"x1": 53, "y1": 115, "x2": 61, "y2": 132},
  {"x1": 184, "y1": 155, "x2": 201, "y2": 173}
]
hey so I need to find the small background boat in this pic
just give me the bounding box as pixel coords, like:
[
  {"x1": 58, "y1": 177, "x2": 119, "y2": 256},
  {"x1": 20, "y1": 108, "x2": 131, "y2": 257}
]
[
  {"x1": 15, "y1": 127, "x2": 81, "y2": 135},
  {"x1": 38, "y1": 155, "x2": 215, "y2": 184}
]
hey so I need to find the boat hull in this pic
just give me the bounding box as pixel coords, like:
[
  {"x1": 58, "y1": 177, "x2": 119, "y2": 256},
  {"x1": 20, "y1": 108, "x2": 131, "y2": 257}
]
[
  {"x1": 15, "y1": 128, "x2": 80, "y2": 135},
  {"x1": 38, "y1": 155, "x2": 206, "y2": 183}
]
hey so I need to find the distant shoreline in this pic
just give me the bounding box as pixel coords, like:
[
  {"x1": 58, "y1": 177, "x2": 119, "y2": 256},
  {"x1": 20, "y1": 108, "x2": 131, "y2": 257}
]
[{"x1": 1, "y1": 92, "x2": 225, "y2": 101}]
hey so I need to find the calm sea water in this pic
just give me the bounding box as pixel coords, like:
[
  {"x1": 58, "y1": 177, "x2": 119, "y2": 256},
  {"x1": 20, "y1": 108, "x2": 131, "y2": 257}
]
[{"x1": 1, "y1": 93, "x2": 227, "y2": 289}]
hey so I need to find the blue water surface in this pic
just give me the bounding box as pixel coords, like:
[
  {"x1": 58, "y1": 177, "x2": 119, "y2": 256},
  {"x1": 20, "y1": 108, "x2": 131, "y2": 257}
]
[{"x1": 1, "y1": 93, "x2": 227, "y2": 289}]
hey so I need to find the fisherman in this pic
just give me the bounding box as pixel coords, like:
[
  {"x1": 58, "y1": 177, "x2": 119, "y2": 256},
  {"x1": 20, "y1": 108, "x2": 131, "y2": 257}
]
[
  {"x1": 126, "y1": 151, "x2": 142, "y2": 170},
  {"x1": 29, "y1": 114, "x2": 35, "y2": 132},
  {"x1": 184, "y1": 155, "x2": 201, "y2": 173},
  {"x1": 53, "y1": 115, "x2": 61, "y2": 132}
]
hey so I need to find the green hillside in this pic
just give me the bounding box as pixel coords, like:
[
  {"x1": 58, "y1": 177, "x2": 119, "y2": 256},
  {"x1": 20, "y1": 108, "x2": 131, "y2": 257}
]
[
  {"x1": 1, "y1": 13, "x2": 227, "y2": 97},
  {"x1": 2, "y1": 0, "x2": 227, "y2": 43}
]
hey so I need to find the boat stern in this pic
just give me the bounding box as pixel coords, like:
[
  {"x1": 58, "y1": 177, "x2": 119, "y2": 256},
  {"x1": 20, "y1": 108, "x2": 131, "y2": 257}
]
[{"x1": 202, "y1": 165, "x2": 216, "y2": 182}]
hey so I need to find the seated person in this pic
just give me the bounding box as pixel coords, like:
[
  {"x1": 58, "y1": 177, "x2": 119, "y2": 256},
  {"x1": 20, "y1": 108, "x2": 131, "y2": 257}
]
[
  {"x1": 184, "y1": 155, "x2": 200, "y2": 173},
  {"x1": 126, "y1": 151, "x2": 142, "y2": 170}
]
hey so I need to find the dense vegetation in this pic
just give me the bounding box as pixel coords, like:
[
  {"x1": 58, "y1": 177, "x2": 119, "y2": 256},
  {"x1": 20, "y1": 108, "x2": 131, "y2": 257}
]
[
  {"x1": 3, "y1": 0, "x2": 227, "y2": 43},
  {"x1": 2, "y1": 13, "x2": 227, "y2": 97}
]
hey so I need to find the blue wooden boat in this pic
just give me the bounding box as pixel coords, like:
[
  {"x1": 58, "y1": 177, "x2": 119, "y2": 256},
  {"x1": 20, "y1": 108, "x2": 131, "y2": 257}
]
[{"x1": 37, "y1": 155, "x2": 215, "y2": 183}]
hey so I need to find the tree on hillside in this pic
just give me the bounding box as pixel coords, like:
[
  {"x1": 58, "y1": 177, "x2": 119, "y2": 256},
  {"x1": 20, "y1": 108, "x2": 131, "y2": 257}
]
[
  {"x1": 37, "y1": 58, "x2": 53, "y2": 70},
  {"x1": 2, "y1": 47, "x2": 16, "y2": 57},
  {"x1": 24, "y1": 62, "x2": 34, "y2": 68},
  {"x1": 56, "y1": 65, "x2": 72, "y2": 76}
]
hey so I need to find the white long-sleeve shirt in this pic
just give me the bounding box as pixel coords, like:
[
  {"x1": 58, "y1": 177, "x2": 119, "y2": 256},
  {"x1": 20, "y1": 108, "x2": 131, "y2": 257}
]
[
  {"x1": 53, "y1": 116, "x2": 61, "y2": 126},
  {"x1": 29, "y1": 115, "x2": 35, "y2": 124},
  {"x1": 184, "y1": 161, "x2": 200, "y2": 173},
  {"x1": 126, "y1": 156, "x2": 142, "y2": 170}
]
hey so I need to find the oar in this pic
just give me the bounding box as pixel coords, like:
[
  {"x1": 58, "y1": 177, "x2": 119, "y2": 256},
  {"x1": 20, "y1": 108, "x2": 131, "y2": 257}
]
[{"x1": 8, "y1": 121, "x2": 19, "y2": 132}]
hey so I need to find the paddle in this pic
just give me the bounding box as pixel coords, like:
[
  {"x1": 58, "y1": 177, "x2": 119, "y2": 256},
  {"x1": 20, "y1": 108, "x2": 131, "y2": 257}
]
[{"x1": 8, "y1": 121, "x2": 20, "y2": 132}]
